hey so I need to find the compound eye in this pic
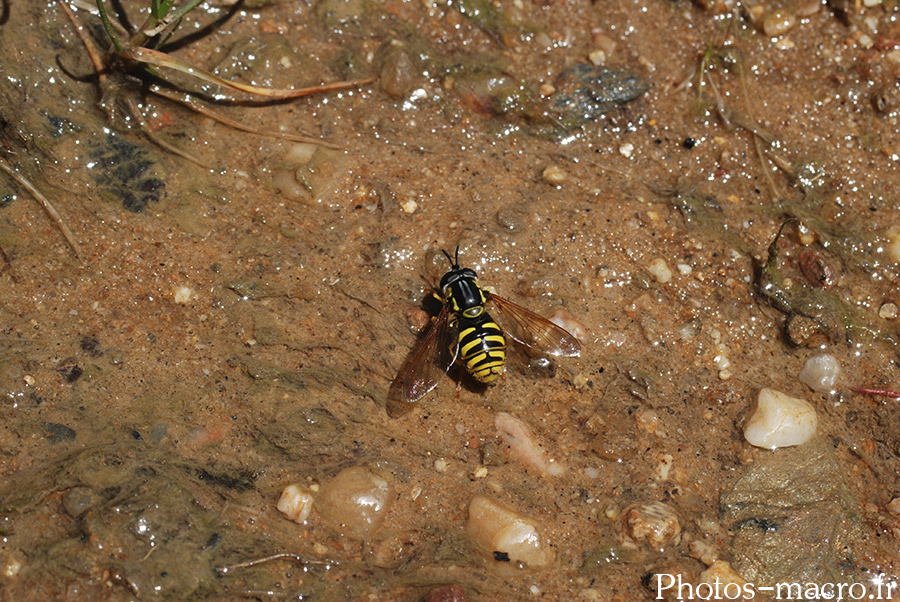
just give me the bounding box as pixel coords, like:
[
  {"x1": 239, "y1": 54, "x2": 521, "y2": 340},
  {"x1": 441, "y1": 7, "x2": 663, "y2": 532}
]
[{"x1": 463, "y1": 307, "x2": 482, "y2": 319}]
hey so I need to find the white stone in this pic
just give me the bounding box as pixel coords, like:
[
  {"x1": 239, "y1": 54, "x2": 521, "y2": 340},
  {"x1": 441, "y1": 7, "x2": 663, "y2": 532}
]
[
  {"x1": 744, "y1": 388, "x2": 817, "y2": 449},
  {"x1": 799, "y1": 354, "x2": 840, "y2": 392},
  {"x1": 173, "y1": 286, "x2": 194, "y2": 304},
  {"x1": 466, "y1": 495, "x2": 554, "y2": 567},
  {"x1": 648, "y1": 258, "x2": 672, "y2": 284},
  {"x1": 276, "y1": 483, "x2": 314, "y2": 524}
]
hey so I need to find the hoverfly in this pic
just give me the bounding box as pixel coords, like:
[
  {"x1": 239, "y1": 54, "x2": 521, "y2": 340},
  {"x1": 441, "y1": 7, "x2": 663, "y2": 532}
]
[{"x1": 398, "y1": 248, "x2": 582, "y2": 403}]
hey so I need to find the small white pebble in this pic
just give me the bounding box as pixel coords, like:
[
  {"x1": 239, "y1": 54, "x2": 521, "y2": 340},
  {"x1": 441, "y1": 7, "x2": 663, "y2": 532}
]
[
  {"x1": 400, "y1": 198, "x2": 418, "y2": 213},
  {"x1": 677, "y1": 263, "x2": 692, "y2": 275},
  {"x1": 648, "y1": 258, "x2": 672, "y2": 283},
  {"x1": 636, "y1": 409, "x2": 667, "y2": 437},
  {"x1": 174, "y1": 286, "x2": 194, "y2": 304},
  {"x1": 886, "y1": 225, "x2": 900, "y2": 263},
  {"x1": 879, "y1": 303, "x2": 898, "y2": 319},
  {"x1": 284, "y1": 142, "x2": 318, "y2": 165},
  {"x1": 542, "y1": 165, "x2": 567, "y2": 186},
  {"x1": 473, "y1": 466, "x2": 489, "y2": 478},
  {"x1": 656, "y1": 453, "x2": 674, "y2": 480},
  {"x1": 799, "y1": 354, "x2": 840, "y2": 392},
  {"x1": 797, "y1": 222, "x2": 817, "y2": 245},
  {"x1": 530, "y1": 585, "x2": 541, "y2": 595},
  {"x1": 744, "y1": 388, "x2": 817, "y2": 449},
  {"x1": 23, "y1": 375, "x2": 35, "y2": 386},
  {"x1": 573, "y1": 373, "x2": 590, "y2": 390},
  {"x1": 276, "y1": 484, "x2": 315, "y2": 524},
  {"x1": 434, "y1": 458, "x2": 449, "y2": 472},
  {"x1": 713, "y1": 353, "x2": 731, "y2": 371},
  {"x1": 762, "y1": 10, "x2": 797, "y2": 37},
  {"x1": 774, "y1": 37, "x2": 796, "y2": 50},
  {"x1": 698, "y1": 560, "x2": 748, "y2": 590},
  {"x1": 583, "y1": 466, "x2": 600, "y2": 479},
  {"x1": 619, "y1": 143, "x2": 634, "y2": 158},
  {"x1": 410, "y1": 484, "x2": 422, "y2": 500},
  {"x1": 588, "y1": 49, "x2": 606, "y2": 65},
  {"x1": 2, "y1": 552, "x2": 22, "y2": 578},
  {"x1": 689, "y1": 539, "x2": 719, "y2": 566}
]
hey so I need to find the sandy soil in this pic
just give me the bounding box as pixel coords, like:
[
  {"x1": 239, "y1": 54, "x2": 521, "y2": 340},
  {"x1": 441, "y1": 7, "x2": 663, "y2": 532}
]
[{"x1": 0, "y1": 0, "x2": 899, "y2": 600}]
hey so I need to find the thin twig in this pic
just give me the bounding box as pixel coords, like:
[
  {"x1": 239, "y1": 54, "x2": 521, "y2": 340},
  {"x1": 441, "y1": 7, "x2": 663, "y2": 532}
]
[
  {"x1": 57, "y1": 0, "x2": 108, "y2": 86},
  {"x1": 0, "y1": 158, "x2": 82, "y2": 259},
  {"x1": 216, "y1": 552, "x2": 336, "y2": 576}
]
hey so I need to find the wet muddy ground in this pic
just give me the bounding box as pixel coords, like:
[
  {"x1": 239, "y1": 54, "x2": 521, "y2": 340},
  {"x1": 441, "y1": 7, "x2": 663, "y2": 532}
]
[{"x1": 1, "y1": 0, "x2": 900, "y2": 600}]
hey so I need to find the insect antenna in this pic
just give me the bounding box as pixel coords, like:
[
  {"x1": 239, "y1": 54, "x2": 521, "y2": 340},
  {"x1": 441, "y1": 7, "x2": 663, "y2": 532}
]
[{"x1": 442, "y1": 247, "x2": 460, "y2": 268}]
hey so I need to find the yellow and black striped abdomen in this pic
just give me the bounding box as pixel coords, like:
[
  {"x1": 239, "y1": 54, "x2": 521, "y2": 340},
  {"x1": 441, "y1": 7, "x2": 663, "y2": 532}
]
[{"x1": 458, "y1": 315, "x2": 507, "y2": 385}]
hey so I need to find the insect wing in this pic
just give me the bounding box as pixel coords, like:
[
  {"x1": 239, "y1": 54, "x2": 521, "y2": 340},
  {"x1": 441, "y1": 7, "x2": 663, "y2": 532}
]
[
  {"x1": 401, "y1": 306, "x2": 459, "y2": 402},
  {"x1": 489, "y1": 294, "x2": 581, "y2": 357}
]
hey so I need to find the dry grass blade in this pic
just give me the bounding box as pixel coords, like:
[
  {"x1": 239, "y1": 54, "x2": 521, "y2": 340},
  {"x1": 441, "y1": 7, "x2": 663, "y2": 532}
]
[
  {"x1": 0, "y1": 158, "x2": 82, "y2": 259},
  {"x1": 123, "y1": 46, "x2": 377, "y2": 100},
  {"x1": 149, "y1": 85, "x2": 341, "y2": 149},
  {"x1": 123, "y1": 96, "x2": 207, "y2": 166}
]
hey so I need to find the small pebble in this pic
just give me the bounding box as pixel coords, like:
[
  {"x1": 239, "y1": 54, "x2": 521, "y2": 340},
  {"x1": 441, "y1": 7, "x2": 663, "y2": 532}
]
[
  {"x1": 798, "y1": 354, "x2": 840, "y2": 392},
  {"x1": 887, "y1": 225, "x2": 900, "y2": 263},
  {"x1": 879, "y1": 303, "x2": 898, "y2": 319},
  {"x1": 743, "y1": 388, "x2": 817, "y2": 449},
  {"x1": 542, "y1": 165, "x2": 567, "y2": 186},
  {"x1": 400, "y1": 198, "x2": 418, "y2": 213},
  {"x1": 762, "y1": 10, "x2": 797, "y2": 37},
  {"x1": 591, "y1": 29, "x2": 617, "y2": 56},
  {"x1": 496, "y1": 412, "x2": 566, "y2": 477},
  {"x1": 43, "y1": 422, "x2": 77, "y2": 443},
  {"x1": 619, "y1": 143, "x2": 634, "y2": 158},
  {"x1": 618, "y1": 501, "x2": 681, "y2": 552},
  {"x1": 284, "y1": 142, "x2": 318, "y2": 165},
  {"x1": 434, "y1": 458, "x2": 449, "y2": 472},
  {"x1": 648, "y1": 258, "x2": 672, "y2": 284},
  {"x1": 588, "y1": 50, "x2": 607, "y2": 65},
  {"x1": 697, "y1": 560, "x2": 748, "y2": 590},
  {"x1": 688, "y1": 539, "x2": 718, "y2": 566},
  {"x1": 473, "y1": 466, "x2": 489, "y2": 478},
  {"x1": 1, "y1": 550, "x2": 23, "y2": 578},
  {"x1": 887, "y1": 497, "x2": 900, "y2": 515},
  {"x1": 465, "y1": 495, "x2": 554, "y2": 567},
  {"x1": 315, "y1": 466, "x2": 394, "y2": 540},
  {"x1": 62, "y1": 486, "x2": 100, "y2": 518},
  {"x1": 797, "y1": 221, "x2": 817, "y2": 245},
  {"x1": 174, "y1": 286, "x2": 194, "y2": 304},
  {"x1": 277, "y1": 484, "x2": 315, "y2": 524}
]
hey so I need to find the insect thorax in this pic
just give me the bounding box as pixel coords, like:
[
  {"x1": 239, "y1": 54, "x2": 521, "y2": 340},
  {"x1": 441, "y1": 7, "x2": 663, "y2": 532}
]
[{"x1": 444, "y1": 274, "x2": 486, "y2": 315}]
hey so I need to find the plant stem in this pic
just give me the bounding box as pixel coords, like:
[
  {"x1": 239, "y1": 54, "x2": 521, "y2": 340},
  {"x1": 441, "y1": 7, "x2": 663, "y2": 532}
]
[{"x1": 95, "y1": 0, "x2": 122, "y2": 53}]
